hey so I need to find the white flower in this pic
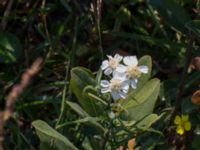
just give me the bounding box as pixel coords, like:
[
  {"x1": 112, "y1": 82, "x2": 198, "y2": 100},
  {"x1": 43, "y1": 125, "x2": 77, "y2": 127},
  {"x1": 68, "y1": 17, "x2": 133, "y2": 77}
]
[
  {"x1": 116, "y1": 56, "x2": 148, "y2": 89},
  {"x1": 101, "y1": 54, "x2": 123, "y2": 75},
  {"x1": 100, "y1": 73, "x2": 129, "y2": 100}
]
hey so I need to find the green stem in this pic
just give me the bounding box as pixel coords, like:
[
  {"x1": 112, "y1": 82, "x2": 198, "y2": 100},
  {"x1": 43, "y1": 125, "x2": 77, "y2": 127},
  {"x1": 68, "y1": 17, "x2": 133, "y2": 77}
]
[{"x1": 56, "y1": 17, "x2": 79, "y2": 128}]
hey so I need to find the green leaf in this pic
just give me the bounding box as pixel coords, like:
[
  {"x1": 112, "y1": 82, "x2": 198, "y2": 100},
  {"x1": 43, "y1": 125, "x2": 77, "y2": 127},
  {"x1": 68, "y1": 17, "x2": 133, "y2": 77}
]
[
  {"x1": 95, "y1": 69, "x2": 103, "y2": 85},
  {"x1": 122, "y1": 79, "x2": 160, "y2": 121},
  {"x1": 65, "y1": 101, "x2": 105, "y2": 133},
  {"x1": 116, "y1": 6, "x2": 131, "y2": 24},
  {"x1": 148, "y1": 0, "x2": 190, "y2": 33},
  {"x1": 123, "y1": 79, "x2": 160, "y2": 109},
  {"x1": 136, "y1": 114, "x2": 160, "y2": 131},
  {"x1": 0, "y1": 32, "x2": 22, "y2": 63},
  {"x1": 185, "y1": 20, "x2": 200, "y2": 38},
  {"x1": 66, "y1": 101, "x2": 89, "y2": 118},
  {"x1": 70, "y1": 67, "x2": 100, "y2": 116},
  {"x1": 32, "y1": 120, "x2": 78, "y2": 150},
  {"x1": 57, "y1": 117, "x2": 105, "y2": 133}
]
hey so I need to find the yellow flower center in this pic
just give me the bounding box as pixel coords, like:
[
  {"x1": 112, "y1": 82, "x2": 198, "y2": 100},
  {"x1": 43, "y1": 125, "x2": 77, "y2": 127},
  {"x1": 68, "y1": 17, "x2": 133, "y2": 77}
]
[
  {"x1": 178, "y1": 121, "x2": 185, "y2": 130},
  {"x1": 108, "y1": 59, "x2": 119, "y2": 69},
  {"x1": 109, "y1": 79, "x2": 121, "y2": 91},
  {"x1": 126, "y1": 66, "x2": 141, "y2": 78}
]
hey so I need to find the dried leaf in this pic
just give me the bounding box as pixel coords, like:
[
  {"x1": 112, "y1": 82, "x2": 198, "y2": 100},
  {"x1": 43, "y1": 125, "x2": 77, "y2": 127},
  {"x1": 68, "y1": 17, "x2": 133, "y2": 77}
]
[
  {"x1": 117, "y1": 146, "x2": 123, "y2": 150},
  {"x1": 127, "y1": 138, "x2": 135, "y2": 150},
  {"x1": 192, "y1": 90, "x2": 200, "y2": 105},
  {"x1": 192, "y1": 57, "x2": 200, "y2": 71}
]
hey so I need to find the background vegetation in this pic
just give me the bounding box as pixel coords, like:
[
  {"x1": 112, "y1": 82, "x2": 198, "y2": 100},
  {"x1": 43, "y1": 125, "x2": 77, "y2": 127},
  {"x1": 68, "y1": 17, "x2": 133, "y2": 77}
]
[{"x1": 0, "y1": 0, "x2": 200, "y2": 149}]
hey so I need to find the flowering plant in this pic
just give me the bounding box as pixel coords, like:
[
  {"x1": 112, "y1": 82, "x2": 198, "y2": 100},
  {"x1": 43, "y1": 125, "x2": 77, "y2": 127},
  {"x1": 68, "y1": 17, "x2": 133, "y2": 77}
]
[
  {"x1": 64, "y1": 54, "x2": 161, "y2": 149},
  {"x1": 32, "y1": 54, "x2": 195, "y2": 150}
]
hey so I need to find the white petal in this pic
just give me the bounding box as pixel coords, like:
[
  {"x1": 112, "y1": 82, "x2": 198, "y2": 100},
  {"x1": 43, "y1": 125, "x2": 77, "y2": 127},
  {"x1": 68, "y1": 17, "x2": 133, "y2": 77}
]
[
  {"x1": 112, "y1": 70, "x2": 118, "y2": 77},
  {"x1": 101, "y1": 60, "x2": 109, "y2": 70},
  {"x1": 114, "y1": 54, "x2": 123, "y2": 62},
  {"x1": 107, "y1": 55, "x2": 113, "y2": 60},
  {"x1": 121, "y1": 81, "x2": 129, "y2": 90},
  {"x1": 122, "y1": 88, "x2": 128, "y2": 93},
  {"x1": 130, "y1": 79, "x2": 137, "y2": 89},
  {"x1": 116, "y1": 64, "x2": 127, "y2": 73},
  {"x1": 135, "y1": 78, "x2": 138, "y2": 83},
  {"x1": 111, "y1": 91, "x2": 121, "y2": 100},
  {"x1": 101, "y1": 87, "x2": 110, "y2": 93},
  {"x1": 138, "y1": 65, "x2": 148, "y2": 74},
  {"x1": 104, "y1": 67, "x2": 112, "y2": 75},
  {"x1": 113, "y1": 71, "x2": 126, "y2": 80},
  {"x1": 119, "y1": 91, "x2": 127, "y2": 99},
  {"x1": 123, "y1": 56, "x2": 138, "y2": 66},
  {"x1": 100, "y1": 80, "x2": 110, "y2": 87}
]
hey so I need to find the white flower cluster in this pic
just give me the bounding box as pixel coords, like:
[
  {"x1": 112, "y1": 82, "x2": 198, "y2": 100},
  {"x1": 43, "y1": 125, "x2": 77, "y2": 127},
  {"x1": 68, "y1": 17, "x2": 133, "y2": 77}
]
[{"x1": 100, "y1": 54, "x2": 148, "y2": 100}]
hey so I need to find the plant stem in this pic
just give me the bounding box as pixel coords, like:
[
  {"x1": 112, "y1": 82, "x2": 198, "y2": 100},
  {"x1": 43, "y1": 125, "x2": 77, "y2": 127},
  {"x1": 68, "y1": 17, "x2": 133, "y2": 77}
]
[
  {"x1": 100, "y1": 131, "x2": 108, "y2": 150},
  {"x1": 55, "y1": 64, "x2": 69, "y2": 128},
  {"x1": 96, "y1": 0, "x2": 103, "y2": 61},
  {"x1": 169, "y1": 32, "x2": 195, "y2": 124},
  {"x1": 1, "y1": 0, "x2": 13, "y2": 31},
  {"x1": 56, "y1": 17, "x2": 78, "y2": 128}
]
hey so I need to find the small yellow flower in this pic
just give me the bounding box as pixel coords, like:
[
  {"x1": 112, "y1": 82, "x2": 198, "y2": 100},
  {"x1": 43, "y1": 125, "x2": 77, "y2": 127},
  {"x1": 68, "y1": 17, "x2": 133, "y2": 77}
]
[{"x1": 174, "y1": 115, "x2": 191, "y2": 135}]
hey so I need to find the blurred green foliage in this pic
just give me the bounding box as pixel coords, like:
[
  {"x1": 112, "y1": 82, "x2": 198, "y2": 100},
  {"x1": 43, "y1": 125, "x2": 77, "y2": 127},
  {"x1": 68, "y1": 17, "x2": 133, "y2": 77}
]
[{"x1": 0, "y1": 0, "x2": 200, "y2": 149}]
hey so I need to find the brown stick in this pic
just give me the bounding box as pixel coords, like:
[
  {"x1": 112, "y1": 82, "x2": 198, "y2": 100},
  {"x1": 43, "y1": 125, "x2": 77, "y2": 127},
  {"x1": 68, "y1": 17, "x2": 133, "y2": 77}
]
[
  {"x1": 1, "y1": 0, "x2": 13, "y2": 31},
  {"x1": 0, "y1": 112, "x2": 4, "y2": 150},
  {"x1": 169, "y1": 32, "x2": 195, "y2": 124},
  {"x1": 0, "y1": 57, "x2": 43, "y2": 150}
]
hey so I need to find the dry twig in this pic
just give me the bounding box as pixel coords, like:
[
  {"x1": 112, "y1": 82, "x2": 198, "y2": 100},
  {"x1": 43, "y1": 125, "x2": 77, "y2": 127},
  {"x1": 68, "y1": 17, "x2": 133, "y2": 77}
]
[
  {"x1": 1, "y1": 0, "x2": 13, "y2": 31},
  {"x1": 0, "y1": 57, "x2": 43, "y2": 150},
  {"x1": 169, "y1": 32, "x2": 195, "y2": 124}
]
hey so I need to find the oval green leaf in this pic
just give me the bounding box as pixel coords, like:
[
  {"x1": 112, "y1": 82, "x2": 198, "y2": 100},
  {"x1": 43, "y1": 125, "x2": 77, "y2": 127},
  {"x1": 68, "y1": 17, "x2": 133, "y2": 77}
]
[
  {"x1": 32, "y1": 120, "x2": 78, "y2": 150},
  {"x1": 122, "y1": 78, "x2": 160, "y2": 121},
  {"x1": 70, "y1": 67, "x2": 101, "y2": 116}
]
